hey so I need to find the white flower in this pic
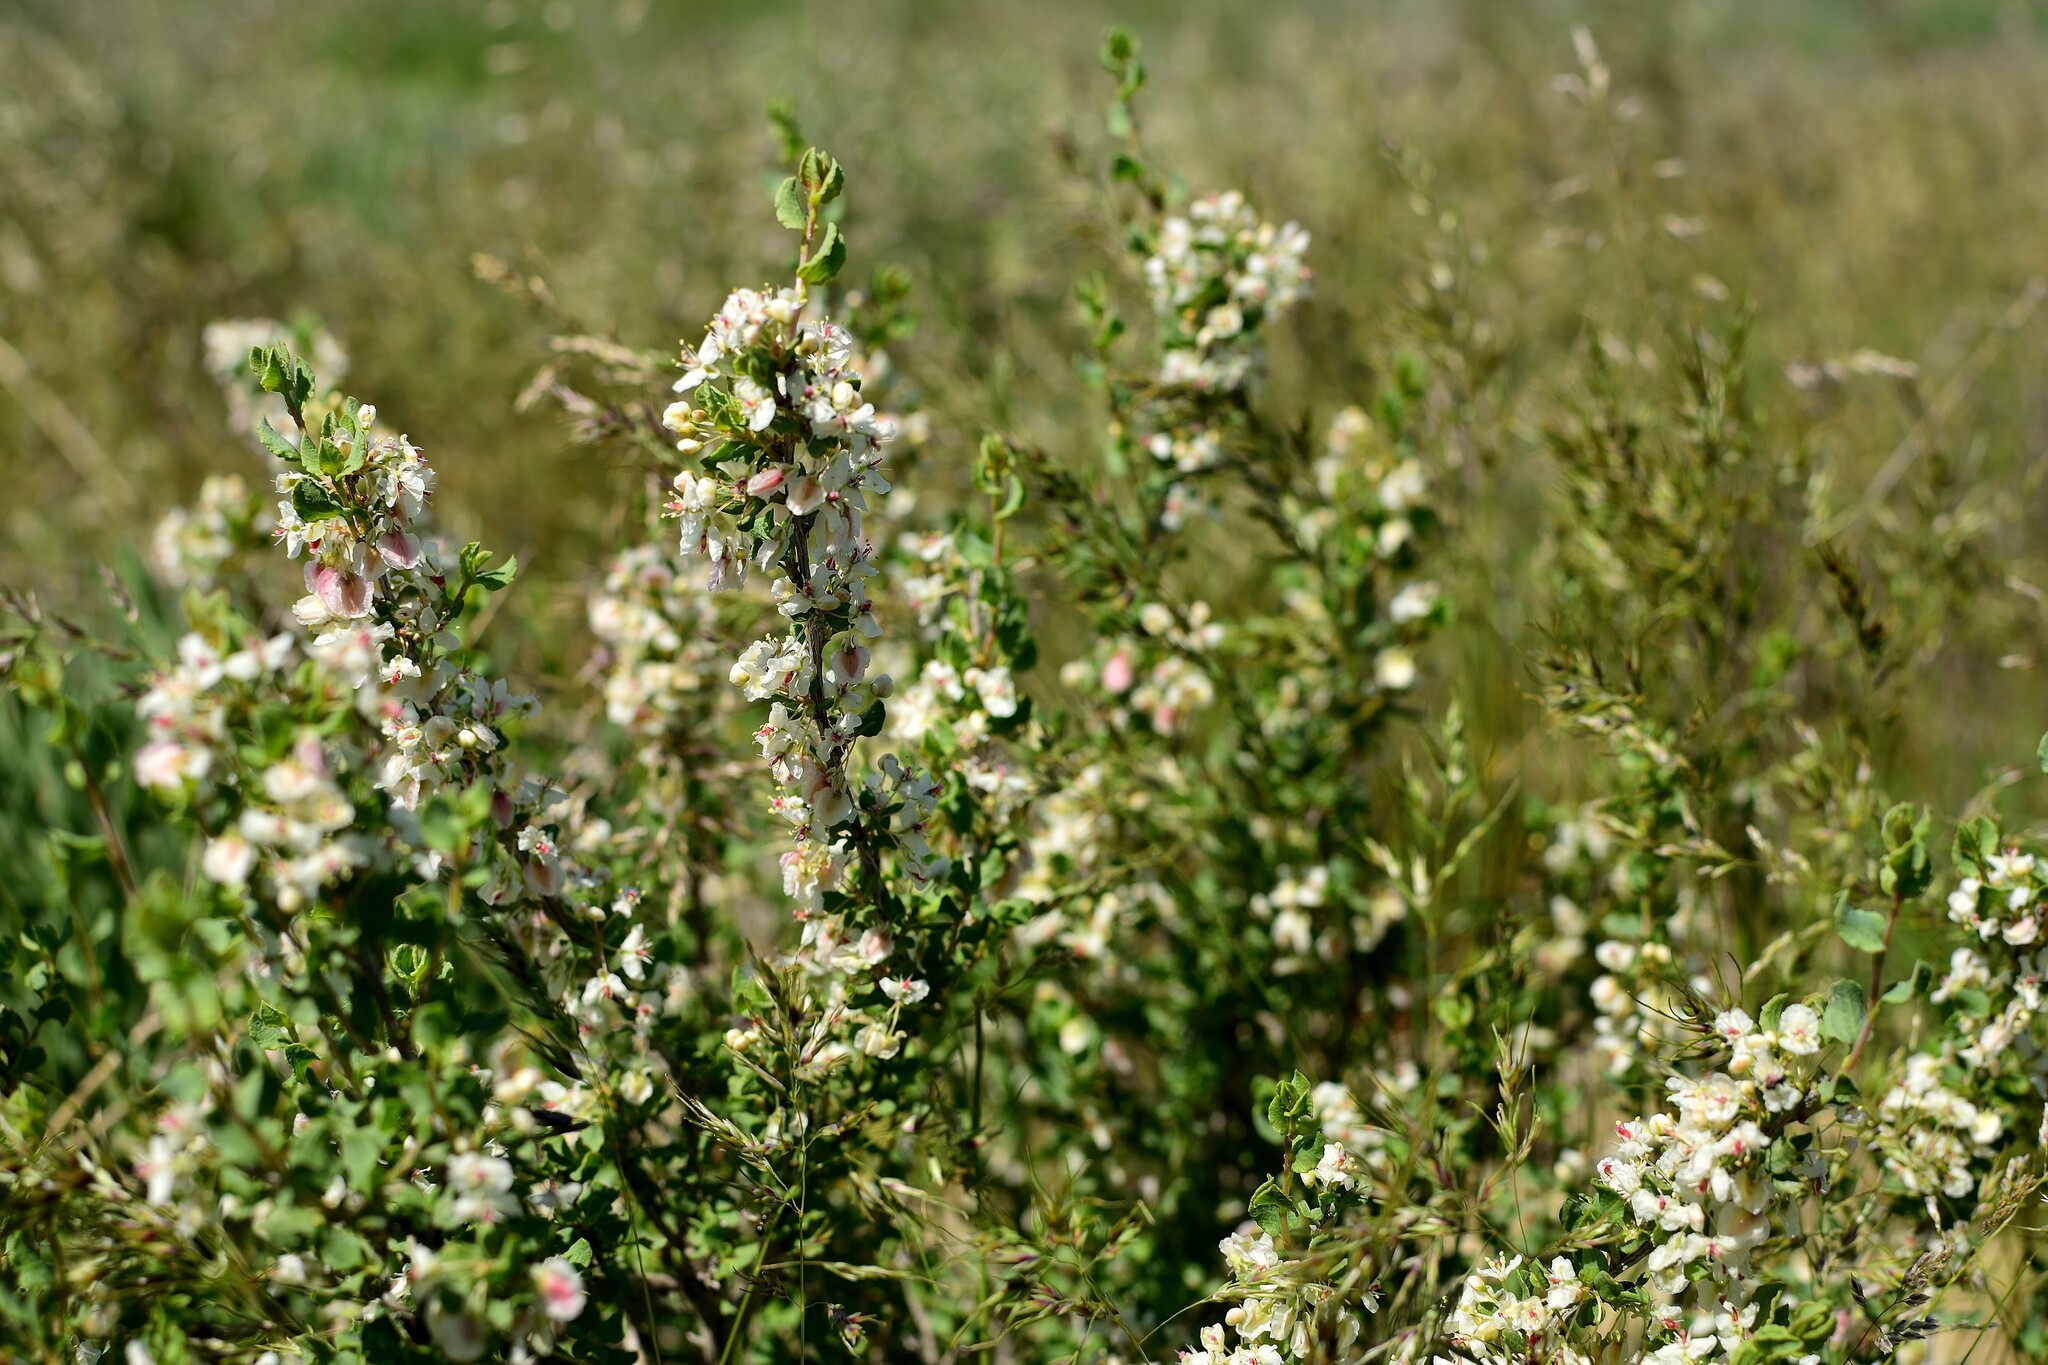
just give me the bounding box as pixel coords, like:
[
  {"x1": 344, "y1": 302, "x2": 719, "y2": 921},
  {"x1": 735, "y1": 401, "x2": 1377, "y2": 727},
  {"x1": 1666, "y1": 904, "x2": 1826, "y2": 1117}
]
[
  {"x1": 967, "y1": 665, "x2": 1019, "y2": 718},
  {"x1": 1377, "y1": 460, "x2": 1428, "y2": 512},
  {"x1": 854, "y1": 1022, "x2": 903, "y2": 1059},
  {"x1": 1388, "y1": 580, "x2": 1439, "y2": 624},
  {"x1": 1544, "y1": 1256, "x2": 1582, "y2": 1311},
  {"x1": 581, "y1": 972, "x2": 628, "y2": 1011},
  {"x1": 617, "y1": 923, "x2": 653, "y2": 981},
  {"x1": 446, "y1": 1154, "x2": 520, "y2": 1227},
  {"x1": 1306, "y1": 1141, "x2": 1356, "y2": 1190},
  {"x1": 1711, "y1": 1008, "x2": 1754, "y2": 1042},
  {"x1": 1374, "y1": 647, "x2": 1417, "y2": 690},
  {"x1": 1776, "y1": 1003, "x2": 1822, "y2": 1055},
  {"x1": 880, "y1": 976, "x2": 930, "y2": 1005},
  {"x1": 136, "y1": 1133, "x2": 177, "y2": 1206},
  {"x1": 1593, "y1": 939, "x2": 1636, "y2": 971}
]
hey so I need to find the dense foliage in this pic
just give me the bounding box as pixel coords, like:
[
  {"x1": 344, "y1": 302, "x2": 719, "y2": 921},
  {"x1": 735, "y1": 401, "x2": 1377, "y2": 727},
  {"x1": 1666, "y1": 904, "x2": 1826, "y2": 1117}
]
[{"x1": 6, "y1": 13, "x2": 2048, "y2": 1365}]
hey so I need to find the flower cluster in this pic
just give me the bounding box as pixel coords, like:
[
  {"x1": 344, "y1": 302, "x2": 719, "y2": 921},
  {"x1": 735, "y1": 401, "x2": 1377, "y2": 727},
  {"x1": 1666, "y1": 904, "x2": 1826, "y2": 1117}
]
[
  {"x1": 1866, "y1": 834, "x2": 2048, "y2": 1206},
  {"x1": 1578, "y1": 1004, "x2": 1828, "y2": 1365},
  {"x1": 1876, "y1": 1052, "x2": 2004, "y2": 1199},
  {"x1": 1946, "y1": 849, "x2": 2043, "y2": 945},
  {"x1": 1439, "y1": 1254, "x2": 1591, "y2": 1365},
  {"x1": 1145, "y1": 189, "x2": 1311, "y2": 393},
  {"x1": 1178, "y1": 1077, "x2": 1372, "y2": 1365},
  {"x1": 587, "y1": 540, "x2": 717, "y2": 737},
  {"x1": 1059, "y1": 598, "x2": 1224, "y2": 736},
  {"x1": 665, "y1": 284, "x2": 891, "y2": 596},
  {"x1": 1586, "y1": 936, "x2": 1681, "y2": 1077},
  {"x1": 149, "y1": 473, "x2": 272, "y2": 590},
  {"x1": 1179, "y1": 1229, "x2": 1346, "y2": 1365},
  {"x1": 649, "y1": 152, "x2": 973, "y2": 1095},
  {"x1": 273, "y1": 407, "x2": 431, "y2": 629},
  {"x1": 664, "y1": 283, "x2": 893, "y2": 868}
]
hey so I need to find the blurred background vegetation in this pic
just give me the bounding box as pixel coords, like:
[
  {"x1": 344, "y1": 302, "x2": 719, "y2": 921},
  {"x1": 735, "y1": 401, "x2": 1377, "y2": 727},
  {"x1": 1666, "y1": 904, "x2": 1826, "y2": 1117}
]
[{"x1": 5, "y1": 0, "x2": 2048, "y2": 812}]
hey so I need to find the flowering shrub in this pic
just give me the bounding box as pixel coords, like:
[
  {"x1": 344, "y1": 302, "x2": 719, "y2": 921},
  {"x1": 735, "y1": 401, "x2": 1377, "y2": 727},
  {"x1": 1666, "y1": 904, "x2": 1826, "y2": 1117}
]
[{"x1": 5, "y1": 24, "x2": 2048, "y2": 1365}]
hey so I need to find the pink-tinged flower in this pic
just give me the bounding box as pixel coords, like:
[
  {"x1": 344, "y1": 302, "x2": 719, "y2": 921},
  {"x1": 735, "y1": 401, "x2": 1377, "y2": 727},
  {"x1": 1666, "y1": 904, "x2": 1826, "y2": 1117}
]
[
  {"x1": 532, "y1": 1257, "x2": 587, "y2": 1321},
  {"x1": 375, "y1": 529, "x2": 421, "y2": 569},
  {"x1": 1101, "y1": 646, "x2": 1136, "y2": 695},
  {"x1": 202, "y1": 834, "x2": 257, "y2": 886},
  {"x1": 785, "y1": 474, "x2": 826, "y2": 517},
  {"x1": 830, "y1": 644, "x2": 870, "y2": 688},
  {"x1": 134, "y1": 740, "x2": 194, "y2": 791},
  {"x1": 308, "y1": 562, "x2": 371, "y2": 619},
  {"x1": 746, "y1": 467, "x2": 786, "y2": 497}
]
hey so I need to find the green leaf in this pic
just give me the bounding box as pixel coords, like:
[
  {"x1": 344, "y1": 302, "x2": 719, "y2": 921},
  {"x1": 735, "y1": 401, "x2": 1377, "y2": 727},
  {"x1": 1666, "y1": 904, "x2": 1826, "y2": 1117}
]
[
  {"x1": 1789, "y1": 1299, "x2": 1834, "y2": 1343},
  {"x1": 774, "y1": 176, "x2": 806, "y2": 230},
  {"x1": 417, "y1": 796, "x2": 470, "y2": 854},
  {"x1": 291, "y1": 480, "x2": 345, "y2": 523},
  {"x1": 856, "y1": 699, "x2": 887, "y2": 737},
  {"x1": 249, "y1": 1001, "x2": 294, "y2": 1049},
  {"x1": 313, "y1": 437, "x2": 350, "y2": 478},
  {"x1": 255, "y1": 417, "x2": 300, "y2": 463},
  {"x1": 253, "y1": 345, "x2": 288, "y2": 394},
  {"x1": 699, "y1": 383, "x2": 741, "y2": 431},
  {"x1": 1821, "y1": 979, "x2": 1866, "y2": 1045},
  {"x1": 411, "y1": 1000, "x2": 456, "y2": 1048},
  {"x1": 474, "y1": 554, "x2": 519, "y2": 592},
  {"x1": 1878, "y1": 802, "x2": 1933, "y2": 899},
  {"x1": 563, "y1": 1236, "x2": 594, "y2": 1268},
  {"x1": 1880, "y1": 959, "x2": 1933, "y2": 1005},
  {"x1": 1952, "y1": 816, "x2": 1997, "y2": 875},
  {"x1": 798, "y1": 222, "x2": 846, "y2": 286},
  {"x1": 341, "y1": 1125, "x2": 384, "y2": 1192},
  {"x1": 816, "y1": 157, "x2": 845, "y2": 206},
  {"x1": 1432, "y1": 992, "x2": 1474, "y2": 1032},
  {"x1": 1832, "y1": 893, "x2": 1889, "y2": 954},
  {"x1": 766, "y1": 97, "x2": 804, "y2": 164},
  {"x1": 1246, "y1": 1181, "x2": 1287, "y2": 1236},
  {"x1": 1949, "y1": 986, "x2": 1991, "y2": 1017},
  {"x1": 1758, "y1": 992, "x2": 1788, "y2": 1033},
  {"x1": 797, "y1": 147, "x2": 844, "y2": 206}
]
